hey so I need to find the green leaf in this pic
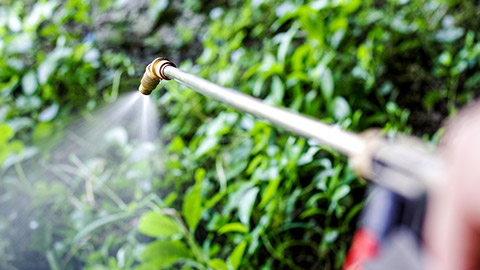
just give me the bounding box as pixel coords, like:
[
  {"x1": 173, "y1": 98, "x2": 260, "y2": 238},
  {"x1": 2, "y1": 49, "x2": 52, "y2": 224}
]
[
  {"x1": 32, "y1": 122, "x2": 54, "y2": 146},
  {"x1": 38, "y1": 103, "x2": 59, "y2": 122},
  {"x1": 182, "y1": 185, "x2": 202, "y2": 231},
  {"x1": 343, "y1": 0, "x2": 361, "y2": 13},
  {"x1": 164, "y1": 192, "x2": 178, "y2": 206},
  {"x1": 329, "y1": 17, "x2": 348, "y2": 32},
  {"x1": 438, "y1": 51, "x2": 452, "y2": 66},
  {"x1": 310, "y1": 0, "x2": 328, "y2": 10},
  {"x1": 238, "y1": 187, "x2": 259, "y2": 225},
  {"x1": 332, "y1": 185, "x2": 350, "y2": 202},
  {"x1": 138, "y1": 211, "x2": 181, "y2": 238},
  {"x1": 148, "y1": 0, "x2": 169, "y2": 21},
  {"x1": 435, "y1": 27, "x2": 465, "y2": 43},
  {"x1": 206, "y1": 114, "x2": 227, "y2": 136},
  {"x1": 330, "y1": 96, "x2": 351, "y2": 120},
  {"x1": 228, "y1": 241, "x2": 247, "y2": 270},
  {"x1": 0, "y1": 123, "x2": 14, "y2": 143},
  {"x1": 297, "y1": 146, "x2": 319, "y2": 166},
  {"x1": 266, "y1": 76, "x2": 285, "y2": 105},
  {"x1": 22, "y1": 71, "x2": 38, "y2": 95},
  {"x1": 246, "y1": 155, "x2": 265, "y2": 175},
  {"x1": 140, "y1": 240, "x2": 191, "y2": 268},
  {"x1": 324, "y1": 229, "x2": 339, "y2": 243},
  {"x1": 218, "y1": 222, "x2": 249, "y2": 234},
  {"x1": 194, "y1": 168, "x2": 206, "y2": 184},
  {"x1": 258, "y1": 178, "x2": 280, "y2": 209},
  {"x1": 168, "y1": 136, "x2": 185, "y2": 153},
  {"x1": 0, "y1": 75, "x2": 19, "y2": 95},
  {"x1": 277, "y1": 22, "x2": 299, "y2": 63},
  {"x1": 208, "y1": 258, "x2": 228, "y2": 270},
  {"x1": 37, "y1": 47, "x2": 73, "y2": 84},
  {"x1": 320, "y1": 68, "x2": 334, "y2": 101},
  {"x1": 195, "y1": 137, "x2": 219, "y2": 157},
  {"x1": 8, "y1": 12, "x2": 22, "y2": 32},
  {"x1": 9, "y1": 139, "x2": 23, "y2": 151}
]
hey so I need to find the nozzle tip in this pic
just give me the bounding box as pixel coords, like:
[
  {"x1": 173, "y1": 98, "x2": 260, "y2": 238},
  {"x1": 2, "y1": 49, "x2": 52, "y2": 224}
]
[
  {"x1": 139, "y1": 70, "x2": 160, "y2": 95},
  {"x1": 139, "y1": 57, "x2": 176, "y2": 95},
  {"x1": 139, "y1": 84, "x2": 153, "y2": 95}
]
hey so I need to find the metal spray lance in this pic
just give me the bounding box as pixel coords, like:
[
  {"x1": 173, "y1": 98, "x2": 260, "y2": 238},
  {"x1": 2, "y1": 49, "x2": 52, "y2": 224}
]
[{"x1": 138, "y1": 57, "x2": 443, "y2": 198}]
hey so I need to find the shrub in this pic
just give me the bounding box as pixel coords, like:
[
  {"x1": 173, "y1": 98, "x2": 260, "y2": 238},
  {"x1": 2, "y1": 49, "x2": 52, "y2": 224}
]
[{"x1": 1, "y1": 0, "x2": 479, "y2": 269}]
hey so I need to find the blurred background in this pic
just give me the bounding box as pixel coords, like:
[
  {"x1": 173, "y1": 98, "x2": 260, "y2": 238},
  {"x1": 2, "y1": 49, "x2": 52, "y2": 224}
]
[{"x1": 1, "y1": 0, "x2": 479, "y2": 269}]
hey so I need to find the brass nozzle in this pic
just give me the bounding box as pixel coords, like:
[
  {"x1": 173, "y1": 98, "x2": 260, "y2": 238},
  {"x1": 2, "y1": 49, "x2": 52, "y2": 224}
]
[{"x1": 138, "y1": 57, "x2": 176, "y2": 95}]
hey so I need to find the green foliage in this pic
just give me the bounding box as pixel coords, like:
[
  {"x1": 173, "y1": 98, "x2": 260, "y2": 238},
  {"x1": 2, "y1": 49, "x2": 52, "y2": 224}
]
[
  {"x1": 138, "y1": 212, "x2": 181, "y2": 238},
  {"x1": 1, "y1": 0, "x2": 480, "y2": 269},
  {"x1": 0, "y1": 123, "x2": 23, "y2": 164},
  {"x1": 140, "y1": 240, "x2": 192, "y2": 268},
  {"x1": 183, "y1": 184, "x2": 203, "y2": 232}
]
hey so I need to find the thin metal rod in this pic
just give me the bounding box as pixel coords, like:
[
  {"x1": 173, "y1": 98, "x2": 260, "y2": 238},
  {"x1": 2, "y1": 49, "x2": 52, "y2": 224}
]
[{"x1": 163, "y1": 66, "x2": 366, "y2": 157}]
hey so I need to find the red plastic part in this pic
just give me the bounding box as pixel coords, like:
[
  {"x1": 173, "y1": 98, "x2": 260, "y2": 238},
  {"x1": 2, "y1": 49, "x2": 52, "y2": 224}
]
[{"x1": 344, "y1": 228, "x2": 379, "y2": 270}]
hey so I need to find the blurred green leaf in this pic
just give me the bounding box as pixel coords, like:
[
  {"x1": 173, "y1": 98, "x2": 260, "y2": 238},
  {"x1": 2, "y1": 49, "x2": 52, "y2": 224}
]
[
  {"x1": 0, "y1": 124, "x2": 15, "y2": 164},
  {"x1": 218, "y1": 222, "x2": 249, "y2": 234},
  {"x1": 435, "y1": 27, "x2": 465, "y2": 43},
  {"x1": 324, "y1": 229, "x2": 339, "y2": 244},
  {"x1": 32, "y1": 122, "x2": 54, "y2": 145},
  {"x1": 438, "y1": 51, "x2": 452, "y2": 66},
  {"x1": 21, "y1": 71, "x2": 38, "y2": 95},
  {"x1": 209, "y1": 258, "x2": 228, "y2": 270},
  {"x1": 140, "y1": 240, "x2": 191, "y2": 267},
  {"x1": 0, "y1": 123, "x2": 14, "y2": 143},
  {"x1": 138, "y1": 212, "x2": 181, "y2": 238},
  {"x1": 168, "y1": 136, "x2": 185, "y2": 153},
  {"x1": 320, "y1": 68, "x2": 334, "y2": 101},
  {"x1": 258, "y1": 178, "x2": 280, "y2": 209},
  {"x1": 228, "y1": 241, "x2": 247, "y2": 270},
  {"x1": 266, "y1": 76, "x2": 285, "y2": 104},
  {"x1": 277, "y1": 23, "x2": 299, "y2": 63},
  {"x1": 195, "y1": 137, "x2": 219, "y2": 157},
  {"x1": 38, "y1": 103, "x2": 59, "y2": 122},
  {"x1": 238, "y1": 187, "x2": 259, "y2": 225},
  {"x1": 37, "y1": 47, "x2": 73, "y2": 84},
  {"x1": 182, "y1": 185, "x2": 202, "y2": 231},
  {"x1": 332, "y1": 185, "x2": 350, "y2": 202},
  {"x1": 330, "y1": 96, "x2": 351, "y2": 120},
  {"x1": 194, "y1": 168, "x2": 206, "y2": 184}
]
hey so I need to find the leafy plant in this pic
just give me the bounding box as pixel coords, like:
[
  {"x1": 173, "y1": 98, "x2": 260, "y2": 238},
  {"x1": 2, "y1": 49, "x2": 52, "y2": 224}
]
[{"x1": 1, "y1": 0, "x2": 480, "y2": 269}]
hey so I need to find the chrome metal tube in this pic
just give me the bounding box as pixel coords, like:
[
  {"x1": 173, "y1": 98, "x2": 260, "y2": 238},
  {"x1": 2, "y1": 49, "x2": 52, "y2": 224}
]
[
  {"x1": 163, "y1": 65, "x2": 366, "y2": 157},
  {"x1": 139, "y1": 59, "x2": 441, "y2": 197}
]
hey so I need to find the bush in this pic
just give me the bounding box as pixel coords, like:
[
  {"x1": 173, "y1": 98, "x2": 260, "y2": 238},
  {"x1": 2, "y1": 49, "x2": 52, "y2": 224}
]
[{"x1": 1, "y1": 0, "x2": 479, "y2": 269}]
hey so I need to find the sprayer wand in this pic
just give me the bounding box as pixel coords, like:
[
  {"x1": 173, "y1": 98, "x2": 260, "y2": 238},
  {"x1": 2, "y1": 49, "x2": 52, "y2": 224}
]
[{"x1": 139, "y1": 57, "x2": 443, "y2": 198}]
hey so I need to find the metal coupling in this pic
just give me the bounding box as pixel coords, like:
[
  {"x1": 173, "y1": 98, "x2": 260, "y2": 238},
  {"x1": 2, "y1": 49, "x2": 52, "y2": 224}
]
[
  {"x1": 350, "y1": 129, "x2": 440, "y2": 198},
  {"x1": 138, "y1": 57, "x2": 176, "y2": 95}
]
